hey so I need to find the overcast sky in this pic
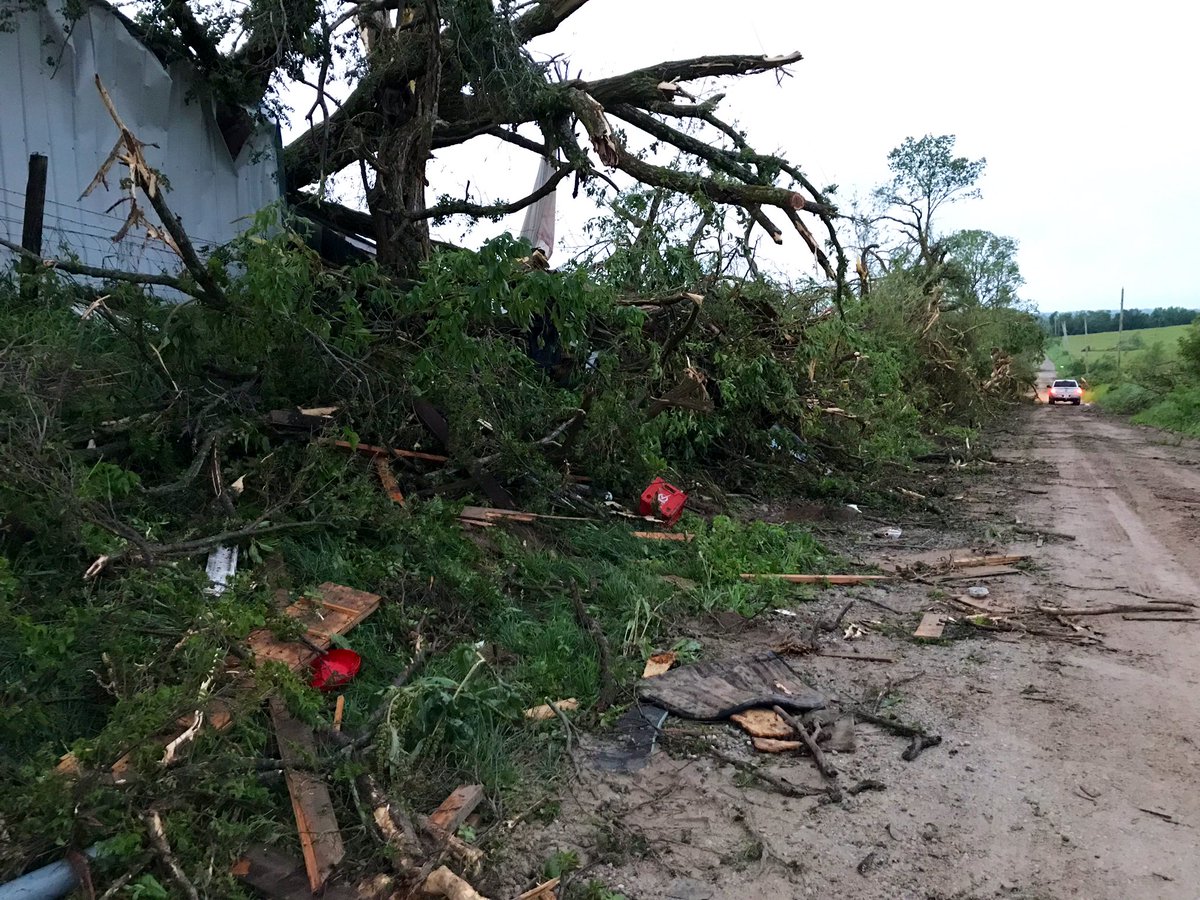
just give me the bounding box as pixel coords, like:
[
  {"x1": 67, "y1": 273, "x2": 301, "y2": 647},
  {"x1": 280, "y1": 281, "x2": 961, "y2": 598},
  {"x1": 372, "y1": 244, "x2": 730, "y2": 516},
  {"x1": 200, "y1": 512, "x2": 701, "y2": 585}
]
[{"x1": 284, "y1": 0, "x2": 1200, "y2": 313}]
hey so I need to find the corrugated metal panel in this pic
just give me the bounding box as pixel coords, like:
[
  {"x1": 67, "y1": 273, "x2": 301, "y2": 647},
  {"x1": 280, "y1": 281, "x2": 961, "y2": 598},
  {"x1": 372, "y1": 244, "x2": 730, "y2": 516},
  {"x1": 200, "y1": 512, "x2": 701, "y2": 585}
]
[{"x1": 0, "y1": 1, "x2": 280, "y2": 284}]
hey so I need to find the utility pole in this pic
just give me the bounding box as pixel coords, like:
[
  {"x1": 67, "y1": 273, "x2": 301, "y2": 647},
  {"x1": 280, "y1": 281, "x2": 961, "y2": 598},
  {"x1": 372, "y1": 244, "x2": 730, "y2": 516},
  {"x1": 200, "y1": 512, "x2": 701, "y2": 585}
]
[
  {"x1": 1083, "y1": 315, "x2": 1089, "y2": 375},
  {"x1": 1117, "y1": 287, "x2": 1125, "y2": 378}
]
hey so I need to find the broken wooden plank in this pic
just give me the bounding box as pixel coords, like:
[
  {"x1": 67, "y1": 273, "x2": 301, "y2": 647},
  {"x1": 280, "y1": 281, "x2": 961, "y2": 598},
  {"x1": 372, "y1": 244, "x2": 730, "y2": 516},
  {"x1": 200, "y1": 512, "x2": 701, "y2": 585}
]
[
  {"x1": 232, "y1": 845, "x2": 375, "y2": 899},
  {"x1": 414, "y1": 399, "x2": 516, "y2": 509},
  {"x1": 930, "y1": 565, "x2": 1022, "y2": 583},
  {"x1": 730, "y1": 708, "x2": 794, "y2": 740},
  {"x1": 427, "y1": 784, "x2": 484, "y2": 836},
  {"x1": 329, "y1": 438, "x2": 449, "y2": 463},
  {"x1": 913, "y1": 613, "x2": 947, "y2": 639},
  {"x1": 949, "y1": 553, "x2": 1030, "y2": 568},
  {"x1": 632, "y1": 531, "x2": 695, "y2": 542},
  {"x1": 373, "y1": 457, "x2": 405, "y2": 505},
  {"x1": 947, "y1": 594, "x2": 1016, "y2": 616},
  {"x1": 740, "y1": 573, "x2": 893, "y2": 585},
  {"x1": 641, "y1": 651, "x2": 677, "y2": 678},
  {"x1": 516, "y1": 877, "x2": 561, "y2": 900},
  {"x1": 269, "y1": 697, "x2": 345, "y2": 893}
]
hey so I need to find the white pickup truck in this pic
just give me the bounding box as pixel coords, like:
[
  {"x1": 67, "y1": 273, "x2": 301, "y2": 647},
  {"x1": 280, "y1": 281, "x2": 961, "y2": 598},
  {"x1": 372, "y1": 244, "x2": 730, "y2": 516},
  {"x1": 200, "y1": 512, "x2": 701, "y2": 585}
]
[{"x1": 1048, "y1": 379, "x2": 1083, "y2": 405}]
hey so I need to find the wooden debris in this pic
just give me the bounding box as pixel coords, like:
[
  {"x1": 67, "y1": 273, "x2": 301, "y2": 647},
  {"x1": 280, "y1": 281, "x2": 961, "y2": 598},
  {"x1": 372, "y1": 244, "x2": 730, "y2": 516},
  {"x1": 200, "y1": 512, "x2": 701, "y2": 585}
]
[
  {"x1": 947, "y1": 594, "x2": 1015, "y2": 616},
  {"x1": 329, "y1": 438, "x2": 449, "y2": 463},
  {"x1": 913, "y1": 613, "x2": 947, "y2": 639},
  {"x1": 427, "y1": 784, "x2": 484, "y2": 836},
  {"x1": 930, "y1": 565, "x2": 1022, "y2": 582},
  {"x1": 524, "y1": 699, "x2": 579, "y2": 720},
  {"x1": 374, "y1": 456, "x2": 405, "y2": 504},
  {"x1": 268, "y1": 408, "x2": 336, "y2": 431},
  {"x1": 424, "y1": 865, "x2": 490, "y2": 900},
  {"x1": 947, "y1": 553, "x2": 1029, "y2": 569},
  {"x1": 633, "y1": 531, "x2": 695, "y2": 541},
  {"x1": 1122, "y1": 615, "x2": 1199, "y2": 622},
  {"x1": 642, "y1": 651, "x2": 677, "y2": 678},
  {"x1": 1137, "y1": 806, "x2": 1186, "y2": 826},
  {"x1": 740, "y1": 573, "x2": 892, "y2": 585},
  {"x1": 333, "y1": 695, "x2": 345, "y2": 732},
  {"x1": 750, "y1": 736, "x2": 803, "y2": 753},
  {"x1": 730, "y1": 708, "x2": 794, "y2": 740},
  {"x1": 1039, "y1": 603, "x2": 1193, "y2": 617},
  {"x1": 516, "y1": 877, "x2": 561, "y2": 899},
  {"x1": 773, "y1": 705, "x2": 837, "y2": 779},
  {"x1": 459, "y1": 506, "x2": 592, "y2": 527},
  {"x1": 269, "y1": 698, "x2": 345, "y2": 893}
]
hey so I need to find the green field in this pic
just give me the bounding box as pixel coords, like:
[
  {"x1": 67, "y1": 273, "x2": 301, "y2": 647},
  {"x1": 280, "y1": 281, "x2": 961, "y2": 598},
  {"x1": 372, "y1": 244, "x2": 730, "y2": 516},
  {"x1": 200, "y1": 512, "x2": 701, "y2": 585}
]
[{"x1": 1051, "y1": 323, "x2": 1190, "y2": 370}]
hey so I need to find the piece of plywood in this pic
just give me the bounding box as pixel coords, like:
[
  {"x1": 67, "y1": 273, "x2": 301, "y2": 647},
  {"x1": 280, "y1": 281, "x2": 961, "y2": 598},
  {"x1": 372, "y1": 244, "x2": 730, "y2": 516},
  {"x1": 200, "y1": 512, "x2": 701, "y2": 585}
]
[
  {"x1": 642, "y1": 651, "x2": 677, "y2": 678},
  {"x1": 914, "y1": 613, "x2": 947, "y2": 639},
  {"x1": 427, "y1": 784, "x2": 484, "y2": 836},
  {"x1": 269, "y1": 698, "x2": 345, "y2": 893},
  {"x1": 751, "y1": 736, "x2": 804, "y2": 753},
  {"x1": 730, "y1": 708, "x2": 794, "y2": 740},
  {"x1": 524, "y1": 698, "x2": 579, "y2": 720},
  {"x1": 636, "y1": 651, "x2": 825, "y2": 720}
]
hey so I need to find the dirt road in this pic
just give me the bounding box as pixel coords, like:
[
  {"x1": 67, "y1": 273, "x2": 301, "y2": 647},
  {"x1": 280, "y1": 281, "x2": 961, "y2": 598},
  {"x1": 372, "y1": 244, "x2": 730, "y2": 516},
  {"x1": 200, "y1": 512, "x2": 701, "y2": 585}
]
[{"x1": 499, "y1": 358, "x2": 1200, "y2": 899}]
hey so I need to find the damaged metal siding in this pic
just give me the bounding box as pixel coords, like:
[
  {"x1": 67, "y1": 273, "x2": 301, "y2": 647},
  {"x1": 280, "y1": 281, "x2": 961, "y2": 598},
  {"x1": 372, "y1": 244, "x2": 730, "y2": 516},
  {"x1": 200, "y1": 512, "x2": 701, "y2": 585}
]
[{"x1": 0, "y1": 0, "x2": 280, "y2": 280}]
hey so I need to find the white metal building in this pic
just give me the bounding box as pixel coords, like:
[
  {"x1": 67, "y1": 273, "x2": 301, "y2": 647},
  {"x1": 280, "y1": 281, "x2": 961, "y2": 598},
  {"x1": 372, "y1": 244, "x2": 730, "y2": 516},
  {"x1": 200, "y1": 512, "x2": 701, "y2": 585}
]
[{"x1": 0, "y1": 0, "x2": 281, "y2": 278}]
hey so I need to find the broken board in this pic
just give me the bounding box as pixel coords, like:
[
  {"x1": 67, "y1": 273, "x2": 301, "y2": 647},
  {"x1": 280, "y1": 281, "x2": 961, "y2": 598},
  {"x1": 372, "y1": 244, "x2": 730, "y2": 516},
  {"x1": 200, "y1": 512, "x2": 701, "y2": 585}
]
[
  {"x1": 427, "y1": 784, "x2": 484, "y2": 835},
  {"x1": 269, "y1": 698, "x2": 345, "y2": 892},
  {"x1": 374, "y1": 457, "x2": 405, "y2": 504},
  {"x1": 636, "y1": 651, "x2": 825, "y2": 720},
  {"x1": 930, "y1": 565, "x2": 1022, "y2": 583},
  {"x1": 730, "y1": 708, "x2": 794, "y2": 739},
  {"x1": 913, "y1": 613, "x2": 947, "y2": 639}
]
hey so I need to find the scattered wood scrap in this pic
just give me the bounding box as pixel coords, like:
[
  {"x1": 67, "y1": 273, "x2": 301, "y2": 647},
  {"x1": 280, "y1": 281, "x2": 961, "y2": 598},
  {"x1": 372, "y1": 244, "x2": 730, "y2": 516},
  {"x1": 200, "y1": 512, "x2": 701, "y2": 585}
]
[
  {"x1": 427, "y1": 784, "x2": 484, "y2": 836},
  {"x1": 268, "y1": 698, "x2": 345, "y2": 893},
  {"x1": 740, "y1": 573, "x2": 893, "y2": 585},
  {"x1": 773, "y1": 705, "x2": 837, "y2": 779},
  {"x1": 632, "y1": 531, "x2": 695, "y2": 542},
  {"x1": 524, "y1": 699, "x2": 579, "y2": 720},
  {"x1": 329, "y1": 438, "x2": 449, "y2": 463},
  {"x1": 1039, "y1": 603, "x2": 1193, "y2": 617},
  {"x1": 947, "y1": 553, "x2": 1029, "y2": 569},
  {"x1": 516, "y1": 877, "x2": 561, "y2": 899},
  {"x1": 930, "y1": 565, "x2": 1022, "y2": 583},
  {"x1": 642, "y1": 651, "x2": 677, "y2": 678},
  {"x1": 947, "y1": 595, "x2": 1015, "y2": 616},
  {"x1": 374, "y1": 457, "x2": 405, "y2": 505},
  {"x1": 913, "y1": 613, "x2": 947, "y2": 639},
  {"x1": 458, "y1": 506, "x2": 593, "y2": 527},
  {"x1": 424, "y1": 865, "x2": 489, "y2": 900},
  {"x1": 730, "y1": 708, "x2": 794, "y2": 740}
]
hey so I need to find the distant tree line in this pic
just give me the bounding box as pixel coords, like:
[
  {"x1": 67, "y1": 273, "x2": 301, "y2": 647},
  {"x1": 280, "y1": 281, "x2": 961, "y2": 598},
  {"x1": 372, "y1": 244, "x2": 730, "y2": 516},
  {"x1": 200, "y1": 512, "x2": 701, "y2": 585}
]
[{"x1": 1045, "y1": 307, "x2": 1199, "y2": 336}]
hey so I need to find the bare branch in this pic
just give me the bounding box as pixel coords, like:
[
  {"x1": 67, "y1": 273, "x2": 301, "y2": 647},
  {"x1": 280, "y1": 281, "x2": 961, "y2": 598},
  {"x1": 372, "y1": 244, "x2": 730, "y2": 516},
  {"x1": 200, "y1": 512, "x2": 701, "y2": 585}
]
[{"x1": 411, "y1": 164, "x2": 573, "y2": 221}]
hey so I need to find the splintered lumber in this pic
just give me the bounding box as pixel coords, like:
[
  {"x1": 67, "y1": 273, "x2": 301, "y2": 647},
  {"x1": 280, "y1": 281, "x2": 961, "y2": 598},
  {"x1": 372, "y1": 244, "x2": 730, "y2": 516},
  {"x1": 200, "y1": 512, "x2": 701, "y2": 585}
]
[
  {"x1": 632, "y1": 531, "x2": 695, "y2": 542},
  {"x1": 642, "y1": 651, "x2": 677, "y2": 678},
  {"x1": 374, "y1": 457, "x2": 405, "y2": 504},
  {"x1": 730, "y1": 708, "x2": 794, "y2": 740},
  {"x1": 949, "y1": 554, "x2": 1030, "y2": 568},
  {"x1": 948, "y1": 595, "x2": 1015, "y2": 616},
  {"x1": 913, "y1": 613, "x2": 947, "y2": 639},
  {"x1": 269, "y1": 698, "x2": 345, "y2": 893},
  {"x1": 427, "y1": 785, "x2": 484, "y2": 836},
  {"x1": 931, "y1": 565, "x2": 1022, "y2": 583},
  {"x1": 516, "y1": 878, "x2": 561, "y2": 900},
  {"x1": 330, "y1": 438, "x2": 449, "y2": 463},
  {"x1": 740, "y1": 573, "x2": 892, "y2": 585},
  {"x1": 424, "y1": 866, "x2": 489, "y2": 900},
  {"x1": 1039, "y1": 603, "x2": 1193, "y2": 617},
  {"x1": 458, "y1": 506, "x2": 593, "y2": 527}
]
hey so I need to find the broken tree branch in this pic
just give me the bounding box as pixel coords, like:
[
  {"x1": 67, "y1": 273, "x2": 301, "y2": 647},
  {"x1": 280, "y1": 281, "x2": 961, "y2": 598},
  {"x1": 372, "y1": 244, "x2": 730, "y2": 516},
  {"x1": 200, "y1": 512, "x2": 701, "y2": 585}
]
[{"x1": 772, "y1": 705, "x2": 837, "y2": 779}]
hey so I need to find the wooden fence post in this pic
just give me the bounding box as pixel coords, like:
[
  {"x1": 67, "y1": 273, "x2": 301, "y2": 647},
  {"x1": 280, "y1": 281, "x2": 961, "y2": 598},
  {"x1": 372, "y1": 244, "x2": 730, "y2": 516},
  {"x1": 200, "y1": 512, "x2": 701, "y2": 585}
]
[{"x1": 19, "y1": 153, "x2": 48, "y2": 299}]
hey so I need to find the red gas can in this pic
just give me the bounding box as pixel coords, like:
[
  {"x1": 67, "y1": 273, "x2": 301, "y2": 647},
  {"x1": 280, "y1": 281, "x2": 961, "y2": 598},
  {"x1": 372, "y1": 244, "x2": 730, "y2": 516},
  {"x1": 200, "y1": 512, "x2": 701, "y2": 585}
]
[{"x1": 639, "y1": 478, "x2": 688, "y2": 526}]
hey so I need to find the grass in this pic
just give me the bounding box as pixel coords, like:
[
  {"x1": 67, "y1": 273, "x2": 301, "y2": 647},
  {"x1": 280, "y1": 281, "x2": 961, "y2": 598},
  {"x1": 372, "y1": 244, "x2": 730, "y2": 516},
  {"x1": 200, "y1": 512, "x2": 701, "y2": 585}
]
[{"x1": 1055, "y1": 323, "x2": 1190, "y2": 370}]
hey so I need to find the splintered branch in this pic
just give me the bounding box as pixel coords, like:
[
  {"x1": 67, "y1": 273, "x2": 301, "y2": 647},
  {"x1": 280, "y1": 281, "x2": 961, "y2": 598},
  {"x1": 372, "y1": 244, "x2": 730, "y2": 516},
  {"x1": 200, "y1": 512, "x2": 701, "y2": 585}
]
[
  {"x1": 0, "y1": 238, "x2": 196, "y2": 293},
  {"x1": 587, "y1": 52, "x2": 804, "y2": 105}
]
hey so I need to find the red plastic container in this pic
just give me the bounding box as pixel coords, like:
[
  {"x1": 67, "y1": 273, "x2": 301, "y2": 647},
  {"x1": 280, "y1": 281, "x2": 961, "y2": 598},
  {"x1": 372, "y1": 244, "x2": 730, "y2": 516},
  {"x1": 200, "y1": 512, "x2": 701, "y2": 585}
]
[
  {"x1": 309, "y1": 648, "x2": 362, "y2": 692},
  {"x1": 639, "y1": 478, "x2": 688, "y2": 526}
]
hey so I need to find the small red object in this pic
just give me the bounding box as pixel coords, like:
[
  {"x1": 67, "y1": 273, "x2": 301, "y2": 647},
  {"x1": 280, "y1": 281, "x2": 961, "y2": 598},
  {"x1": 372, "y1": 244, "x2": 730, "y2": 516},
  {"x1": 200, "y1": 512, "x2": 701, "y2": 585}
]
[
  {"x1": 639, "y1": 478, "x2": 688, "y2": 526},
  {"x1": 309, "y1": 649, "x2": 362, "y2": 691}
]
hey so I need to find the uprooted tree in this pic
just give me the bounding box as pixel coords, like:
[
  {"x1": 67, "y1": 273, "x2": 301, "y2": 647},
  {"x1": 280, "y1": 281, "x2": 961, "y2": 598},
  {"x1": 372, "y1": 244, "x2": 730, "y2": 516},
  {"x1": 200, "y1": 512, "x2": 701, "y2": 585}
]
[{"x1": 131, "y1": 0, "x2": 845, "y2": 283}]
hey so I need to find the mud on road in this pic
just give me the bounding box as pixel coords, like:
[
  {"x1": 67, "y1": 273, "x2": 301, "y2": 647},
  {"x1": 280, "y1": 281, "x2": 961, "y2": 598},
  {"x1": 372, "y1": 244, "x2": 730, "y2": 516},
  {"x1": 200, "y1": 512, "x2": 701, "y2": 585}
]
[{"x1": 495, "y1": 361, "x2": 1200, "y2": 900}]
